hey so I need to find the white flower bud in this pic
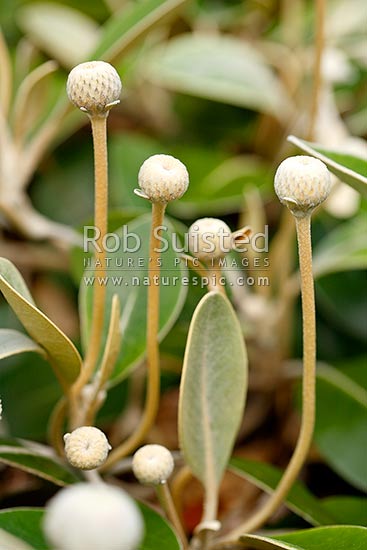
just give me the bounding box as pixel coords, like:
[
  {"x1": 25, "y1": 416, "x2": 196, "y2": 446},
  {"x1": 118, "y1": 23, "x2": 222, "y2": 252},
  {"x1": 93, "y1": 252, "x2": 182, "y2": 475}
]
[
  {"x1": 64, "y1": 426, "x2": 111, "y2": 470},
  {"x1": 43, "y1": 483, "x2": 144, "y2": 550},
  {"x1": 67, "y1": 61, "x2": 122, "y2": 116},
  {"x1": 137, "y1": 154, "x2": 189, "y2": 203},
  {"x1": 132, "y1": 444, "x2": 174, "y2": 486},
  {"x1": 188, "y1": 218, "x2": 232, "y2": 261},
  {"x1": 274, "y1": 155, "x2": 331, "y2": 217}
]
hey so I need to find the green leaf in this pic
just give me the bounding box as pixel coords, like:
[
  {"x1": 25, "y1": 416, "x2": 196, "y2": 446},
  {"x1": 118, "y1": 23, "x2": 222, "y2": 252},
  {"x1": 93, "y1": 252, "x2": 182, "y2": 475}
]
[
  {"x1": 143, "y1": 33, "x2": 290, "y2": 119},
  {"x1": 93, "y1": 0, "x2": 188, "y2": 61},
  {"x1": 0, "y1": 258, "x2": 81, "y2": 390},
  {"x1": 240, "y1": 526, "x2": 367, "y2": 550},
  {"x1": 0, "y1": 329, "x2": 45, "y2": 361},
  {"x1": 80, "y1": 215, "x2": 187, "y2": 385},
  {"x1": 229, "y1": 457, "x2": 336, "y2": 526},
  {"x1": 0, "y1": 437, "x2": 80, "y2": 486},
  {"x1": 287, "y1": 135, "x2": 367, "y2": 196},
  {"x1": 313, "y1": 364, "x2": 367, "y2": 490},
  {"x1": 322, "y1": 496, "x2": 367, "y2": 526},
  {"x1": 16, "y1": 2, "x2": 100, "y2": 68},
  {"x1": 313, "y1": 215, "x2": 367, "y2": 277},
  {"x1": 178, "y1": 292, "x2": 248, "y2": 499},
  {"x1": 139, "y1": 502, "x2": 181, "y2": 549},
  {"x1": 0, "y1": 509, "x2": 50, "y2": 550},
  {"x1": 0, "y1": 504, "x2": 180, "y2": 550}
]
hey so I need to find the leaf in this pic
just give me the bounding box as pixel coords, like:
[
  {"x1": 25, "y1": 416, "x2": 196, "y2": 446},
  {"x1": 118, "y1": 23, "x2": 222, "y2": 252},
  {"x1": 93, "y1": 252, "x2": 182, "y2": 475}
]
[
  {"x1": 0, "y1": 258, "x2": 81, "y2": 390},
  {"x1": 287, "y1": 135, "x2": 367, "y2": 196},
  {"x1": 322, "y1": 496, "x2": 367, "y2": 526},
  {"x1": 0, "y1": 504, "x2": 180, "y2": 550},
  {"x1": 229, "y1": 457, "x2": 336, "y2": 526},
  {"x1": 139, "y1": 502, "x2": 181, "y2": 549},
  {"x1": 0, "y1": 509, "x2": 50, "y2": 550},
  {"x1": 16, "y1": 2, "x2": 100, "y2": 68},
  {"x1": 143, "y1": 33, "x2": 290, "y2": 119},
  {"x1": 313, "y1": 215, "x2": 367, "y2": 277},
  {"x1": 0, "y1": 329, "x2": 45, "y2": 361},
  {"x1": 178, "y1": 292, "x2": 248, "y2": 500},
  {"x1": 92, "y1": 0, "x2": 188, "y2": 62},
  {"x1": 79, "y1": 215, "x2": 187, "y2": 385},
  {"x1": 240, "y1": 526, "x2": 367, "y2": 550},
  {"x1": 313, "y1": 364, "x2": 367, "y2": 490},
  {"x1": 0, "y1": 436, "x2": 80, "y2": 486}
]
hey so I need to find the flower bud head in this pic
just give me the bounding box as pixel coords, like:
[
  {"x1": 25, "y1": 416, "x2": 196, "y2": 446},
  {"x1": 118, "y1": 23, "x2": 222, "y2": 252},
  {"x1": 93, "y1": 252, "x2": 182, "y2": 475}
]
[
  {"x1": 188, "y1": 218, "x2": 232, "y2": 261},
  {"x1": 137, "y1": 154, "x2": 189, "y2": 203},
  {"x1": 274, "y1": 155, "x2": 331, "y2": 217},
  {"x1": 43, "y1": 483, "x2": 144, "y2": 550},
  {"x1": 67, "y1": 61, "x2": 121, "y2": 115},
  {"x1": 64, "y1": 426, "x2": 111, "y2": 470},
  {"x1": 132, "y1": 444, "x2": 174, "y2": 485}
]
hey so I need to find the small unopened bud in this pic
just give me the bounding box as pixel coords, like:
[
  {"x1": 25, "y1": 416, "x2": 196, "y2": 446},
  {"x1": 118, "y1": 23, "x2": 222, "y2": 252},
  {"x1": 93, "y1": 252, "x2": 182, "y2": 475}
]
[
  {"x1": 64, "y1": 426, "x2": 111, "y2": 470},
  {"x1": 43, "y1": 483, "x2": 144, "y2": 550},
  {"x1": 136, "y1": 154, "x2": 189, "y2": 203},
  {"x1": 188, "y1": 218, "x2": 232, "y2": 262},
  {"x1": 274, "y1": 155, "x2": 331, "y2": 217},
  {"x1": 132, "y1": 444, "x2": 174, "y2": 485},
  {"x1": 67, "y1": 61, "x2": 121, "y2": 116}
]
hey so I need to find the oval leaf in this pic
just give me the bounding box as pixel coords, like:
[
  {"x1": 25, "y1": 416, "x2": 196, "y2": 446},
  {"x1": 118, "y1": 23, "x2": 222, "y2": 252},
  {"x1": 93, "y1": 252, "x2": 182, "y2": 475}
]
[
  {"x1": 0, "y1": 509, "x2": 50, "y2": 550},
  {"x1": 0, "y1": 436, "x2": 80, "y2": 486},
  {"x1": 313, "y1": 364, "x2": 367, "y2": 490},
  {"x1": 229, "y1": 457, "x2": 336, "y2": 526},
  {"x1": 93, "y1": 0, "x2": 188, "y2": 61},
  {"x1": 139, "y1": 502, "x2": 181, "y2": 550},
  {"x1": 143, "y1": 34, "x2": 290, "y2": 119},
  {"x1": 79, "y1": 215, "x2": 187, "y2": 385},
  {"x1": 313, "y1": 214, "x2": 367, "y2": 277},
  {"x1": 0, "y1": 504, "x2": 181, "y2": 550},
  {"x1": 0, "y1": 329, "x2": 45, "y2": 361},
  {"x1": 179, "y1": 292, "x2": 248, "y2": 494},
  {"x1": 0, "y1": 258, "x2": 81, "y2": 390},
  {"x1": 16, "y1": 2, "x2": 100, "y2": 68},
  {"x1": 240, "y1": 526, "x2": 367, "y2": 550},
  {"x1": 287, "y1": 135, "x2": 367, "y2": 196}
]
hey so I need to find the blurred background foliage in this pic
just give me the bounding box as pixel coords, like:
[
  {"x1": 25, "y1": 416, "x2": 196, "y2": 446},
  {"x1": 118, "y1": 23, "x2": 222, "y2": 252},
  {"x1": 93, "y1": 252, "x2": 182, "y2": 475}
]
[{"x1": 0, "y1": 0, "x2": 366, "y2": 531}]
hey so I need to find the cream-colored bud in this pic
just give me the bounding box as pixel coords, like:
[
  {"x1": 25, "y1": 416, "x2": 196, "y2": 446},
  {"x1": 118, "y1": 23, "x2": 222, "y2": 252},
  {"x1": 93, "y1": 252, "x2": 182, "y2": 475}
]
[
  {"x1": 64, "y1": 426, "x2": 111, "y2": 470},
  {"x1": 137, "y1": 154, "x2": 189, "y2": 203},
  {"x1": 43, "y1": 483, "x2": 144, "y2": 550},
  {"x1": 132, "y1": 444, "x2": 174, "y2": 486},
  {"x1": 67, "y1": 61, "x2": 121, "y2": 115},
  {"x1": 188, "y1": 218, "x2": 232, "y2": 261},
  {"x1": 274, "y1": 155, "x2": 331, "y2": 217}
]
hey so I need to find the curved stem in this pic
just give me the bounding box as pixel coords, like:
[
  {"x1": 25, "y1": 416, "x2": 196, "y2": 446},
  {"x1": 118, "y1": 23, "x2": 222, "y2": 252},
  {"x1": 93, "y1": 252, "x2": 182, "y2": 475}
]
[
  {"x1": 226, "y1": 215, "x2": 316, "y2": 537},
  {"x1": 101, "y1": 202, "x2": 166, "y2": 470},
  {"x1": 71, "y1": 115, "x2": 108, "y2": 428},
  {"x1": 208, "y1": 259, "x2": 226, "y2": 295},
  {"x1": 156, "y1": 482, "x2": 189, "y2": 550},
  {"x1": 307, "y1": 0, "x2": 326, "y2": 141}
]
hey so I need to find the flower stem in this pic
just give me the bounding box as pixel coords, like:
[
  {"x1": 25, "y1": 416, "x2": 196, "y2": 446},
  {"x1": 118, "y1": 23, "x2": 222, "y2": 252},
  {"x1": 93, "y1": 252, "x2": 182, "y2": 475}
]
[
  {"x1": 71, "y1": 115, "x2": 108, "y2": 427},
  {"x1": 225, "y1": 215, "x2": 316, "y2": 537},
  {"x1": 307, "y1": 0, "x2": 326, "y2": 140},
  {"x1": 101, "y1": 202, "x2": 166, "y2": 469},
  {"x1": 156, "y1": 482, "x2": 189, "y2": 549},
  {"x1": 208, "y1": 259, "x2": 226, "y2": 295}
]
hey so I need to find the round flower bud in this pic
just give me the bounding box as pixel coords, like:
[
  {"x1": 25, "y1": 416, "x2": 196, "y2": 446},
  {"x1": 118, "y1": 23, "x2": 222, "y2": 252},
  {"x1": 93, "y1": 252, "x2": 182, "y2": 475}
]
[
  {"x1": 43, "y1": 483, "x2": 144, "y2": 550},
  {"x1": 132, "y1": 444, "x2": 174, "y2": 486},
  {"x1": 64, "y1": 426, "x2": 111, "y2": 470},
  {"x1": 137, "y1": 154, "x2": 189, "y2": 203},
  {"x1": 274, "y1": 155, "x2": 331, "y2": 217},
  {"x1": 67, "y1": 61, "x2": 121, "y2": 115},
  {"x1": 188, "y1": 218, "x2": 232, "y2": 262}
]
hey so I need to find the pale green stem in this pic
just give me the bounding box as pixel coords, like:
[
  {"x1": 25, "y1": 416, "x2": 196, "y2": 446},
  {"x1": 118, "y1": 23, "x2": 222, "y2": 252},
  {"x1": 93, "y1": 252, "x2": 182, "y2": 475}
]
[
  {"x1": 156, "y1": 482, "x2": 189, "y2": 550},
  {"x1": 71, "y1": 115, "x2": 108, "y2": 427},
  {"x1": 101, "y1": 202, "x2": 166, "y2": 469},
  {"x1": 224, "y1": 215, "x2": 316, "y2": 537}
]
